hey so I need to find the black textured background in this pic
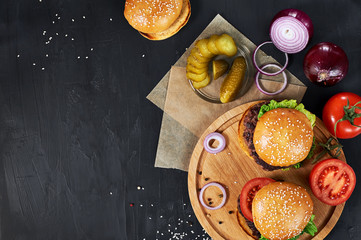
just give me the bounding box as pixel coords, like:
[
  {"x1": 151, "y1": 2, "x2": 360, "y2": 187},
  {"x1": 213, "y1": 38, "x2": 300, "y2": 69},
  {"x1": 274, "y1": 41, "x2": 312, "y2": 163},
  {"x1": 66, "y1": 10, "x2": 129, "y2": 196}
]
[{"x1": 0, "y1": 0, "x2": 360, "y2": 239}]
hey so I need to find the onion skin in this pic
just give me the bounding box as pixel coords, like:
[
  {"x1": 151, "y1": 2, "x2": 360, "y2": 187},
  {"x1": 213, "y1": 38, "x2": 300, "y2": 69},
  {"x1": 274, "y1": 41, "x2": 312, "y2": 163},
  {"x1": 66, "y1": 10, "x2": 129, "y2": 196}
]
[
  {"x1": 303, "y1": 42, "x2": 349, "y2": 86},
  {"x1": 271, "y1": 9, "x2": 313, "y2": 39}
]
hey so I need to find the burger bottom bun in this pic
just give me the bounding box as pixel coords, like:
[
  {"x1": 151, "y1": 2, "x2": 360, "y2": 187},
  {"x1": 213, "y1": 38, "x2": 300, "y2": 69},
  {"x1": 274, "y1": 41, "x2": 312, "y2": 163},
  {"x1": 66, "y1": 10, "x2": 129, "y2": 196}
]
[
  {"x1": 140, "y1": 0, "x2": 191, "y2": 40},
  {"x1": 236, "y1": 211, "x2": 258, "y2": 239},
  {"x1": 252, "y1": 182, "x2": 313, "y2": 240},
  {"x1": 238, "y1": 106, "x2": 253, "y2": 159}
]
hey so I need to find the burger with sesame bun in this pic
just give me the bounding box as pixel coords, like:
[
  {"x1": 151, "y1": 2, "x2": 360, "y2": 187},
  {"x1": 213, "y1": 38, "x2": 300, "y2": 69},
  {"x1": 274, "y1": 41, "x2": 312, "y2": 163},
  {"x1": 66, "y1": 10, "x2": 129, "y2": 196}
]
[
  {"x1": 238, "y1": 100, "x2": 316, "y2": 171},
  {"x1": 237, "y1": 179, "x2": 318, "y2": 240},
  {"x1": 124, "y1": 0, "x2": 191, "y2": 40}
]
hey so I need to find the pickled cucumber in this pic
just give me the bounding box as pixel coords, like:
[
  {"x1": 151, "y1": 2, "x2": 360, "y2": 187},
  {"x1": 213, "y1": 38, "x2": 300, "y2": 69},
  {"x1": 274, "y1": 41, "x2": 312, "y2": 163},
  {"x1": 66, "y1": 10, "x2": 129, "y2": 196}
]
[
  {"x1": 187, "y1": 55, "x2": 209, "y2": 69},
  {"x1": 195, "y1": 39, "x2": 215, "y2": 58},
  {"x1": 190, "y1": 48, "x2": 210, "y2": 63},
  {"x1": 220, "y1": 56, "x2": 246, "y2": 103},
  {"x1": 186, "y1": 71, "x2": 208, "y2": 82},
  {"x1": 186, "y1": 63, "x2": 208, "y2": 74},
  {"x1": 215, "y1": 34, "x2": 238, "y2": 57},
  {"x1": 207, "y1": 35, "x2": 221, "y2": 55},
  {"x1": 185, "y1": 34, "x2": 239, "y2": 89},
  {"x1": 212, "y1": 59, "x2": 229, "y2": 80},
  {"x1": 192, "y1": 74, "x2": 210, "y2": 89}
]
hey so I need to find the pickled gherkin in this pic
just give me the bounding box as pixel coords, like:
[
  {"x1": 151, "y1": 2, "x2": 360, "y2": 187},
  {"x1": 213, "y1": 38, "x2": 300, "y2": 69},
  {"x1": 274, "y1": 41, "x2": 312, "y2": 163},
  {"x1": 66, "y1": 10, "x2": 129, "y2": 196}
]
[
  {"x1": 220, "y1": 56, "x2": 246, "y2": 103},
  {"x1": 192, "y1": 74, "x2": 210, "y2": 89},
  {"x1": 185, "y1": 33, "x2": 239, "y2": 89},
  {"x1": 212, "y1": 59, "x2": 229, "y2": 80}
]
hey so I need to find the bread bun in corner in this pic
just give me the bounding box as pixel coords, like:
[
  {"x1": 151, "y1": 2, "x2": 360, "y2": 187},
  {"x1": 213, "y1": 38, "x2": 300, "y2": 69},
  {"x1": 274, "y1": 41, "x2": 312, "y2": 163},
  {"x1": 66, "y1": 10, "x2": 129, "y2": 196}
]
[
  {"x1": 124, "y1": 0, "x2": 191, "y2": 40},
  {"x1": 238, "y1": 106, "x2": 253, "y2": 159},
  {"x1": 252, "y1": 182, "x2": 313, "y2": 240},
  {"x1": 253, "y1": 108, "x2": 313, "y2": 167}
]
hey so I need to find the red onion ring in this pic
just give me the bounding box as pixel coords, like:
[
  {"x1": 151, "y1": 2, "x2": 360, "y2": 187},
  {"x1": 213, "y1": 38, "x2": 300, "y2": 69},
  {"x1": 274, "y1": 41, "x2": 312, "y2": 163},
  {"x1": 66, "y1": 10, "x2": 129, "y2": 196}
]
[
  {"x1": 255, "y1": 64, "x2": 288, "y2": 95},
  {"x1": 253, "y1": 41, "x2": 289, "y2": 76},
  {"x1": 203, "y1": 132, "x2": 226, "y2": 154},
  {"x1": 270, "y1": 16, "x2": 309, "y2": 54},
  {"x1": 199, "y1": 182, "x2": 227, "y2": 210}
]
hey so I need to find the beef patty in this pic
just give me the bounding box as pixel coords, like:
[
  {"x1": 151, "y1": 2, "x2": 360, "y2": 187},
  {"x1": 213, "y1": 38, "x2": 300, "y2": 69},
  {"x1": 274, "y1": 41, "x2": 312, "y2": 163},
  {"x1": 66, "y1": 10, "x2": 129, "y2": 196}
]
[
  {"x1": 237, "y1": 195, "x2": 261, "y2": 238},
  {"x1": 242, "y1": 102, "x2": 284, "y2": 171}
]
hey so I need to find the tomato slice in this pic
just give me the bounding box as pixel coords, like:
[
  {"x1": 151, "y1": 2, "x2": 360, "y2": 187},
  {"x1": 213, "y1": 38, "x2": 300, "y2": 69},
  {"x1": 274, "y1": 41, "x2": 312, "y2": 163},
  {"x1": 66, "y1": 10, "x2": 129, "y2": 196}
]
[
  {"x1": 239, "y1": 178, "x2": 275, "y2": 222},
  {"x1": 309, "y1": 159, "x2": 356, "y2": 206}
]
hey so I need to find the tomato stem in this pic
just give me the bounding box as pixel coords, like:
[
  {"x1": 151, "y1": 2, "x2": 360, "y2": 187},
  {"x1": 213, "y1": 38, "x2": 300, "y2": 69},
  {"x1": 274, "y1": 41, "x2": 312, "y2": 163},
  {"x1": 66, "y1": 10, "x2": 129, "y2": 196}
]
[
  {"x1": 333, "y1": 99, "x2": 361, "y2": 137},
  {"x1": 312, "y1": 137, "x2": 343, "y2": 164}
]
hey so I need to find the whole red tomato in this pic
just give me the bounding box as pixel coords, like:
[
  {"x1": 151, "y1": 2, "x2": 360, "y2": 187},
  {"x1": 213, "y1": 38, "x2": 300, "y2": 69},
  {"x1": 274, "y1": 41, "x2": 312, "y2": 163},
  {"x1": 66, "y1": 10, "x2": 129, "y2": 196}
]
[{"x1": 322, "y1": 92, "x2": 361, "y2": 139}]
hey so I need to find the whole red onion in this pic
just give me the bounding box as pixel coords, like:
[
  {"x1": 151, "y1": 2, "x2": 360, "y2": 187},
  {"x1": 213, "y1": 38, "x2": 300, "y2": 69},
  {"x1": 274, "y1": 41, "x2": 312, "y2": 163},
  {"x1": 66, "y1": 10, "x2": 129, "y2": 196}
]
[{"x1": 303, "y1": 42, "x2": 349, "y2": 86}]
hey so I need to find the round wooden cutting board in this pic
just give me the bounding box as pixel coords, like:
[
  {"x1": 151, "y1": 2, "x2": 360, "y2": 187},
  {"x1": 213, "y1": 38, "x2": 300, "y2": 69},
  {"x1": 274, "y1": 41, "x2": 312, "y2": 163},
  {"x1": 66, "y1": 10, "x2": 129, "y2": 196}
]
[{"x1": 188, "y1": 101, "x2": 345, "y2": 240}]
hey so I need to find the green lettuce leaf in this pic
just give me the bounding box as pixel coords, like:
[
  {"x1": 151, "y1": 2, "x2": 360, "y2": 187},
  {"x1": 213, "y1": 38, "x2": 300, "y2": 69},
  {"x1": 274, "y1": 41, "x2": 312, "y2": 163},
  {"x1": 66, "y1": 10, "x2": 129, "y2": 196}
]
[
  {"x1": 283, "y1": 162, "x2": 302, "y2": 171},
  {"x1": 259, "y1": 215, "x2": 317, "y2": 240},
  {"x1": 257, "y1": 100, "x2": 316, "y2": 128},
  {"x1": 303, "y1": 215, "x2": 318, "y2": 236},
  {"x1": 293, "y1": 162, "x2": 302, "y2": 169},
  {"x1": 295, "y1": 103, "x2": 316, "y2": 128},
  {"x1": 287, "y1": 234, "x2": 301, "y2": 240}
]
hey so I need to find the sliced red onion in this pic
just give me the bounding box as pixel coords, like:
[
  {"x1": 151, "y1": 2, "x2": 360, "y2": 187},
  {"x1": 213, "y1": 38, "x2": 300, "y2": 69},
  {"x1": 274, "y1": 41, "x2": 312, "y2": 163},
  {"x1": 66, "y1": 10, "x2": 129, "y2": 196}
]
[
  {"x1": 199, "y1": 182, "x2": 227, "y2": 210},
  {"x1": 203, "y1": 132, "x2": 226, "y2": 154},
  {"x1": 270, "y1": 16, "x2": 309, "y2": 54},
  {"x1": 255, "y1": 64, "x2": 288, "y2": 95},
  {"x1": 253, "y1": 9, "x2": 312, "y2": 76},
  {"x1": 253, "y1": 41, "x2": 289, "y2": 76},
  {"x1": 271, "y1": 9, "x2": 314, "y2": 39},
  {"x1": 270, "y1": 9, "x2": 313, "y2": 54}
]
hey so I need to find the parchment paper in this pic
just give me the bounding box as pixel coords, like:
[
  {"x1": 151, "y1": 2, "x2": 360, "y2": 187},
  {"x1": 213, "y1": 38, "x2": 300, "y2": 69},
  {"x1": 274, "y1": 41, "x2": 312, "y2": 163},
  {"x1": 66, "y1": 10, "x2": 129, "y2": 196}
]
[
  {"x1": 165, "y1": 66, "x2": 306, "y2": 137},
  {"x1": 147, "y1": 14, "x2": 307, "y2": 171}
]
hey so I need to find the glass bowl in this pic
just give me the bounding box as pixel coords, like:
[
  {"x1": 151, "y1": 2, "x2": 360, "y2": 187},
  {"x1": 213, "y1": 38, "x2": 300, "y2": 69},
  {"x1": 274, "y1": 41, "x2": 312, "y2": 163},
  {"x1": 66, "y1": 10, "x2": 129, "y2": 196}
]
[{"x1": 188, "y1": 44, "x2": 254, "y2": 104}]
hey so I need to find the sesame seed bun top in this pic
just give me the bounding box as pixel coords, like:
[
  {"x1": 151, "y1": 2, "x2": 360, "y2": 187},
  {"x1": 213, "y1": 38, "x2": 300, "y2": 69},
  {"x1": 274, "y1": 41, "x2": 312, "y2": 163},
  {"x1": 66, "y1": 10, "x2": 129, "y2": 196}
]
[
  {"x1": 253, "y1": 108, "x2": 314, "y2": 167},
  {"x1": 124, "y1": 0, "x2": 183, "y2": 34},
  {"x1": 139, "y1": 0, "x2": 190, "y2": 40},
  {"x1": 252, "y1": 182, "x2": 314, "y2": 240}
]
